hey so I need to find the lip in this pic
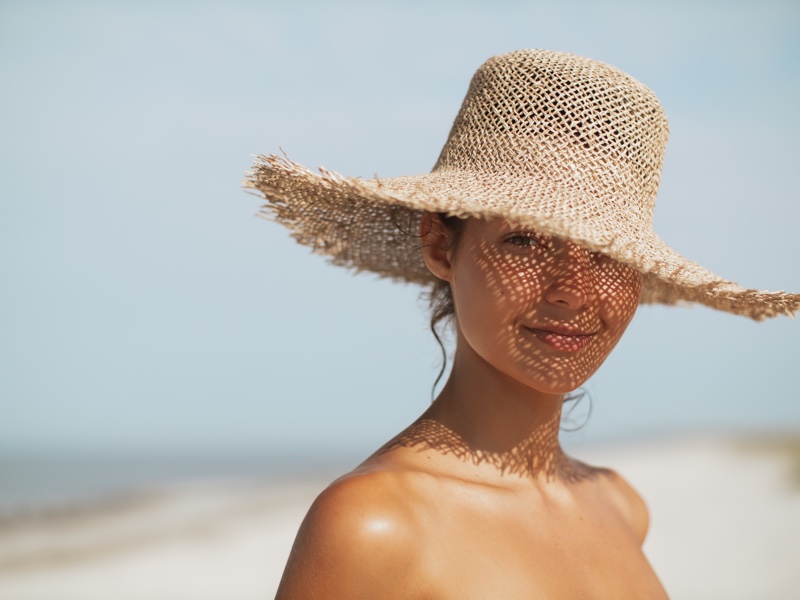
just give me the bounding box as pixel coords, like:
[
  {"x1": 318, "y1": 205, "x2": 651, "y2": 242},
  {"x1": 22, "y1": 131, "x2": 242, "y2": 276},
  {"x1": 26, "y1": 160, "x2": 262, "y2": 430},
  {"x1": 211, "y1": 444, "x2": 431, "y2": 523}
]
[{"x1": 523, "y1": 327, "x2": 597, "y2": 352}]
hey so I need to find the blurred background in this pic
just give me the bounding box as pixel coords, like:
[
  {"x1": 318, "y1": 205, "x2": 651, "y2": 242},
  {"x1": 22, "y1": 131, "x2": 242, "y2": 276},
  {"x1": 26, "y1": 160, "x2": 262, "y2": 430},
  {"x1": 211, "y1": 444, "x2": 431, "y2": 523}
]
[{"x1": 1, "y1": 1, "x2": 798, "y2": 598}]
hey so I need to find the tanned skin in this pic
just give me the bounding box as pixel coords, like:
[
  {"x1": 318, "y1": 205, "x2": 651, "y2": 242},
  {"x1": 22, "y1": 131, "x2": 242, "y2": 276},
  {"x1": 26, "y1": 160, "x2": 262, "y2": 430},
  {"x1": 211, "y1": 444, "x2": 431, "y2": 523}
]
[{"x1": 275, "y1": 215, "x2": 669, "y2": 599}]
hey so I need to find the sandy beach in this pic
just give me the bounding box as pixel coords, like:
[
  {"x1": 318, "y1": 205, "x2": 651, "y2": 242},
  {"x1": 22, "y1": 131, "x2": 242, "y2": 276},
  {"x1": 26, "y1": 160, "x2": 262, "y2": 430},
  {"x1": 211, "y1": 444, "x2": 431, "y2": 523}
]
[{"x1": 0, "y1": 434, "x2": 798, "y2": 600}]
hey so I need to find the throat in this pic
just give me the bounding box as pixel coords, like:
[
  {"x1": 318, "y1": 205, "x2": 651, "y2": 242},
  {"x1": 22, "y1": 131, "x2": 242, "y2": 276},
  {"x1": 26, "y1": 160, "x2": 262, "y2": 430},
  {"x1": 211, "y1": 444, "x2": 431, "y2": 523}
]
[
  {"x1": 378, "y1": 415, "x2": 590, "y2": 484},
  {"x1": 384, "y1": 339, "x2": 592, "y2": 483},
  {"x1": 398, "y1": 379, "x2": 581, "y2": 482}
]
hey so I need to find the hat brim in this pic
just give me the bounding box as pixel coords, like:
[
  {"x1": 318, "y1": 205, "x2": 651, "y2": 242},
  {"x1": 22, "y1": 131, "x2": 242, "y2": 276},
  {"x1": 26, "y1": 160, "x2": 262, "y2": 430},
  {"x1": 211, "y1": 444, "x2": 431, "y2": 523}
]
[{"x1": 245, "y1": 154, "x2": 800, "y2": 321}]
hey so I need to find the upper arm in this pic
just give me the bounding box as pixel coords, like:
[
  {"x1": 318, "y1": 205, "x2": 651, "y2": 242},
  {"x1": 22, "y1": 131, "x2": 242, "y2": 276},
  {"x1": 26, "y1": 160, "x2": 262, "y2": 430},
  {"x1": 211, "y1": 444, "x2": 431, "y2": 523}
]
[
  {"x1": 605, "y1": 470, "x2": 650, "y2": 545},
  {"x1": 275, "y1": 474, "x2": 422, "y2": 600}
]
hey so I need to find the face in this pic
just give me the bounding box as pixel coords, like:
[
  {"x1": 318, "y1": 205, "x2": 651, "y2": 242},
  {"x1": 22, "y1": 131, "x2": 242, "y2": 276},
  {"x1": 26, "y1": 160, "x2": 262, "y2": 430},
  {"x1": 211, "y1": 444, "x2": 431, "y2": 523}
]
[{"x1": 440, "y1": 217, "x2": 641, "y2": 394}]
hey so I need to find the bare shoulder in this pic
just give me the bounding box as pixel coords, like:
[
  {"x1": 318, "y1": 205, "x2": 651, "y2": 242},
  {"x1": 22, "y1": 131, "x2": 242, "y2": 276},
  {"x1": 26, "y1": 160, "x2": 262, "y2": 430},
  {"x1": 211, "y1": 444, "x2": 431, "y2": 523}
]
[
  {"x1": 275, "y1": 466, "x2": 430, "y2": 600},
  {"x1": 592, "y1": 465, "x2": 650, "y2": 545},
  {"x1": 567, "y1": 456, "x2": 650, "y2": 545}
]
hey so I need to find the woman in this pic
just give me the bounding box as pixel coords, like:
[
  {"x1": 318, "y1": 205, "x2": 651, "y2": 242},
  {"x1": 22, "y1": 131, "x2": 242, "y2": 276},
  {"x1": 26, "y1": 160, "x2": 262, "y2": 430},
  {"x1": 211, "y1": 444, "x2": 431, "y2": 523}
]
[{"x1": 246, "y1": 50, "x2": 799, "y2": 598}]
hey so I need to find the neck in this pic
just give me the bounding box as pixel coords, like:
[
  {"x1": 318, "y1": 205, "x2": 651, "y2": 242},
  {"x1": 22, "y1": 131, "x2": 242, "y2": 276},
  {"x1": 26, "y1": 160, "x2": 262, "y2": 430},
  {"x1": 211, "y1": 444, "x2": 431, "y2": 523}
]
[{"x1": 414, "y1": 335, "x2": 574, "y2": 482}]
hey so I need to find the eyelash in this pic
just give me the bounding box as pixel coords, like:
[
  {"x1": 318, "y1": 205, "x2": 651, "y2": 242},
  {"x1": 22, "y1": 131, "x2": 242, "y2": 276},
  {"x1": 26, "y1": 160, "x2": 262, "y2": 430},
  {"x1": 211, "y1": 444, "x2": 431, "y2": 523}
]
[
  {"x1": 503, "y1": 232, "x2": 616, "y2": 269},
  {"x1": 505, "y1": 231, "x2": 545, "y2": 247}
]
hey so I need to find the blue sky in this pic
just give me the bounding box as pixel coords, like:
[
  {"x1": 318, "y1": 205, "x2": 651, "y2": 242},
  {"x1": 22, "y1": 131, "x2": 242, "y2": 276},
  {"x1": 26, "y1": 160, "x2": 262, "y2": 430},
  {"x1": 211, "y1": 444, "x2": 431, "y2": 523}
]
[{"x1": 1, "y1": 0, "x2": 798, "y2": 457}]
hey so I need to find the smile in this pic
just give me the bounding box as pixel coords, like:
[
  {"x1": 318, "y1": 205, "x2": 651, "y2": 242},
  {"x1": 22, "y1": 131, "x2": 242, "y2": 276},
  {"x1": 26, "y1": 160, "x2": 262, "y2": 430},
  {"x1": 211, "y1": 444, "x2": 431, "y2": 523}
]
[{"x1": 523, "y1": 327, "x2": 597, "y2": 352}]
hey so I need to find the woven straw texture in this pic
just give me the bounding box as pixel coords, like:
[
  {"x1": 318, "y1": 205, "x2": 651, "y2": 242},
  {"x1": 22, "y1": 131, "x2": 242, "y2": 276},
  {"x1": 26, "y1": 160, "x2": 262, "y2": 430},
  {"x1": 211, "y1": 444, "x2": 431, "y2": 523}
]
[{"x1": 245, "y1": 49, "x2": 799, "y2": 321}]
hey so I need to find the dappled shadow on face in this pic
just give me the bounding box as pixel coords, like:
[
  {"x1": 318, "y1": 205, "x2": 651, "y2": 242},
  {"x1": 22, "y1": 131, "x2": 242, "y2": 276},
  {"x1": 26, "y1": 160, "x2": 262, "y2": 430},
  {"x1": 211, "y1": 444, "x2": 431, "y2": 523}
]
[{"x1": 450, "y1": 219, "x2": 642, "y2": 395}]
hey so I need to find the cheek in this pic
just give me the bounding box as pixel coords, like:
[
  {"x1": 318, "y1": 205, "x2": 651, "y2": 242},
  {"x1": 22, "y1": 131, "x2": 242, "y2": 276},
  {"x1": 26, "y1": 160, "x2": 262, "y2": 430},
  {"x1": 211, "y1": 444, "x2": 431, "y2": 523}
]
[
  {"x1": 453, "y1": 244, "x2": 545, "y2": 324},
  {"x1": 597, "y1": 266, "x2": 642, "y2": 336}
]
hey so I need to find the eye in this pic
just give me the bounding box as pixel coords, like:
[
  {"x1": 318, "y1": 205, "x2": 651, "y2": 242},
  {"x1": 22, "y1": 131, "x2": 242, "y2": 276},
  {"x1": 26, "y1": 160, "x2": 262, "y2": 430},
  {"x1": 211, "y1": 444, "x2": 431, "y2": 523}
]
[{"x1": 505, "y1": 231, "x2": 545, "y2": 248}]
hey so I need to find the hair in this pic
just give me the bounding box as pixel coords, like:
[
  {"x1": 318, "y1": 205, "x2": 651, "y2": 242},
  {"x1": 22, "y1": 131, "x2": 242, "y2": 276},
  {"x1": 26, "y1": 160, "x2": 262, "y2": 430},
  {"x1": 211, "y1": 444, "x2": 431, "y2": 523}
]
[
  {"x1": 422, "y1": 213, "x2": 590, "y2": 427},
  {"x1": 421, "y1": 214, "x2": 465, "y2": 397}
]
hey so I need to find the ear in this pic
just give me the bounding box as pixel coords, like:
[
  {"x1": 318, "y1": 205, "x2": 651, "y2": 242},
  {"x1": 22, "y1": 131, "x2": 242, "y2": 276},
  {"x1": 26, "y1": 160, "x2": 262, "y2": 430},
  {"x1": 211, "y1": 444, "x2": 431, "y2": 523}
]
[{"x1": 420, "y1": 212, "x2": 454, "y2": 282}]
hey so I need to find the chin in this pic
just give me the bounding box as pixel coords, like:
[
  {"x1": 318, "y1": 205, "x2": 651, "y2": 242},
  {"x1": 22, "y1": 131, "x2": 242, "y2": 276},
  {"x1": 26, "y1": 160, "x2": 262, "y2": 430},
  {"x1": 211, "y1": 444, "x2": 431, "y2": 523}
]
[{"x1": 502, "y1": 363, "x2": 594, "y2": 397}]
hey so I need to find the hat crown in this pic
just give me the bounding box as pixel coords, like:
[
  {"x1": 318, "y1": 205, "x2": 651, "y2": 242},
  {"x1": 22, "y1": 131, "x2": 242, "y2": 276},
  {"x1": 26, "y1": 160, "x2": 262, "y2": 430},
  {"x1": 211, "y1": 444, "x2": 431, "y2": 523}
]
[
  {"x1": 433, "y1": 49, "x2": 670, "y2": 223},
  {"x1": 247, "y1": 49, "x2": 800, "y2": 319}
]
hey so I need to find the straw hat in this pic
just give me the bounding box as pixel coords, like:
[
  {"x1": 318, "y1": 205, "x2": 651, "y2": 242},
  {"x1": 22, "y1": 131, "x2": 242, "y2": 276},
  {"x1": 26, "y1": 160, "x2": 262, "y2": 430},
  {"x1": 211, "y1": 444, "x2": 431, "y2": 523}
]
[{"x1": 245, "y1": 49, "x2": 799, "y2": 321}]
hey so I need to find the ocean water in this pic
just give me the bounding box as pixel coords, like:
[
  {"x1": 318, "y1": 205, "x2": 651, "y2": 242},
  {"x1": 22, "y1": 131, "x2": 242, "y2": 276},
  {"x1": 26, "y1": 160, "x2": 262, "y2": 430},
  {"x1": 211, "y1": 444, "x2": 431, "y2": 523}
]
[
  {"x1": 0, "y1": 447, "x2": 360, "y2": 518},
  {"x1": 2, "y1": 429, "x2": 781, "y2": 519}
]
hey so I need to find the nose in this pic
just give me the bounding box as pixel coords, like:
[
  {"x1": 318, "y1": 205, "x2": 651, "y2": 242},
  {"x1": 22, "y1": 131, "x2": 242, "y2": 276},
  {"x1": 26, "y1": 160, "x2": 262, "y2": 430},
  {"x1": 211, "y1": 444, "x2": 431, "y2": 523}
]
[{"x1": 542, "y1": 241, "x2": 596, "y2": 310}]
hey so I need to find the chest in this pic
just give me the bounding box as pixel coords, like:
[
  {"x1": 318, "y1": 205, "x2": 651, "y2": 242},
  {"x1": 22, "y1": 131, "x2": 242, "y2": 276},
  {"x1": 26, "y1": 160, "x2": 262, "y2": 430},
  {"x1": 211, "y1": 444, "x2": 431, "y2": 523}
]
[{"x1": 415, "y1": 496, "x2": 668, "y2": 600}]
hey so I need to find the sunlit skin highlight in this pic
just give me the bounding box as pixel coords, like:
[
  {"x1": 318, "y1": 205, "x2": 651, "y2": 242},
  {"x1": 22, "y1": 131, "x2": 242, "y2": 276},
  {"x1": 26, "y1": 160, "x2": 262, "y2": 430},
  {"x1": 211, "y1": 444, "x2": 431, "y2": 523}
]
[{"x1": 275, "y1": 216, "x2": 668, "y2": 599}]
